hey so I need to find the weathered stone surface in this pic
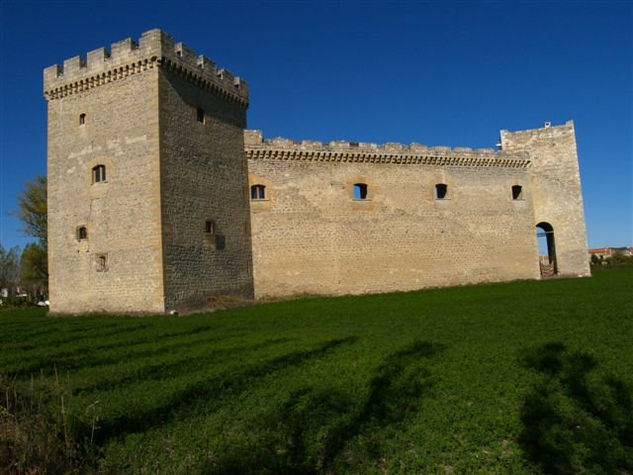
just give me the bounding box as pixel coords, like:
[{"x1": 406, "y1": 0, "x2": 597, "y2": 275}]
[
  {"x1": 46, "y1": 29, "x2": 252, "y2": 314},
  {"x1": 45, "y1": 29, "x2": 590, "y2": 314},
  {"x1": 500, "y1": 122, "x2": 591, "y2": 278}
]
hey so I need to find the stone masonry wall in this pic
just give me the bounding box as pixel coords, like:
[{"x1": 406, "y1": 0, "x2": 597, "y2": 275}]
[
  {"x1": 500, "y1": 121, "x2": 591, "y2": 277},
  {"x1": 245, "y1": 132, "x2": 539, "y2": 298},
  {"x1": 46, "y1": 64, "x2": 164, "y2": 314},
  {"x1": 45, "y1": 29, "x2": 253, "y2": 313},
  {"x1": 45, "y1": 29, "x2": 590, "y2": 313},
  {"x1": 157, "y1": 36, "x2": 253, "y2": 310}
]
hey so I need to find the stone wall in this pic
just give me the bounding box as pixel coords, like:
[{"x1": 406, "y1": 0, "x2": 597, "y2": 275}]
[
  {"x1": 245, "y1": 131, "x2": 540, "y2": 298},
  {"x1": 45, "y1": 29, "x2": 591, "y2": 313},
  {"x1": 158, "y1": 66, "x2": 254, "y2": 310},
  {"x1": 46, "y1": 66, "x2": 164, "y2": 314},
  {"x1": 500, "y1": 121, "x2": 591, "y2": 278},
  {"x1": 45, "y1": 29, "x2": 253, "y2": 313}
]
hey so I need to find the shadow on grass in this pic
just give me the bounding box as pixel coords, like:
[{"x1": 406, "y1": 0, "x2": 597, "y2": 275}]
[
  {"x1": 89, "y1": 336, "x2": 358, "y2": 445},
  {"x1": 5, "y1": 324, "x2": 225, "y2": 376},
  {"x1": 213, "y1": 340, "x2": 445, "y2": 474},
  {"x1": 519, "y1": 342, "x2": 633, "y2": 473},
  {"x1": 75, "y1": 337, "x2": 291, "y2": 394}
]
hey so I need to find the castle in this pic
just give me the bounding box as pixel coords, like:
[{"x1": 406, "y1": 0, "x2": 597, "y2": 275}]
[{"x1": 43, "y1": 29, "x2": 591, "y2": 314}]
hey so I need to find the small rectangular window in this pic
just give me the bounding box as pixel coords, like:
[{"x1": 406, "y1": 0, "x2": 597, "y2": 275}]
[
  {"x1": 196, "y1": 108, "x2": 205, "y2": 123},
  {"x1": 512, "y1": 185, "x2": 523, "y2": 200},
  {"x1": 251, "y1": 185, "x2": 266, "y2": 200},
  {"x1": 353, "y1": 183, "x2": 368, "y2": 200},
  {"x1": 435, "y1": 183, "x2": 448, "y2": 200},
  {"x1": 77, "y1": 226, "x2": 88, "y2": 241},
  {"x1": 92, "y1": 165, "x2": 106, "y2": 183},
  {"x1": 96, "y1": 253, "x2": 108, "y2": 272},
  {"x1": 205, "y1": 220, "x2": 214, "y2": 234}
]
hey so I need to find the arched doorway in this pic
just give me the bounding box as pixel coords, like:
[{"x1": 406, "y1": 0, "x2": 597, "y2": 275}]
[{"x1": 536, "y1": 222, "x2": 557, "y2": 277}]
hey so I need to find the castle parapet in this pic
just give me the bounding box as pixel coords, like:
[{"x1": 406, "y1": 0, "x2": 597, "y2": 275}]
[
  {"x1": 44, "y1": 29, "x2": 249, "y2": 105},
  {"x1": 244, "y1": 130, "x2": 530, "y2": 168}
]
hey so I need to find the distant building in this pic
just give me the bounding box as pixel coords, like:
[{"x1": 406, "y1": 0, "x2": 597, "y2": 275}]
[{"x1": 589, "y1": 247, "x2": 633, "y2": 260}]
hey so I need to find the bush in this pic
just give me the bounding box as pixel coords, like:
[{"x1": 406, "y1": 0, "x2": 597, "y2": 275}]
[
  {"x1": 0, "y1": 295, "x2": 38, "y2": 310},
  {"x1": 0, "y1": 371, "x2": 102, "y2": 473}
]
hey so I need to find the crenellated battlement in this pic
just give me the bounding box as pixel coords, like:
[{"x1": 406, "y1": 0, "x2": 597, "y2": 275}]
[
  {"x1": 244, "y1": 130, "x2": 531, "y2": 168},
  {"x1": 43, "y1": 29, "x2": 249, "y2": 106}
]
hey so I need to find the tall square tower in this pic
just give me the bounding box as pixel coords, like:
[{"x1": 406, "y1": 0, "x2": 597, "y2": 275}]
[{"x1": 44, "y1": 29, "x2": 253, "y2": 314}]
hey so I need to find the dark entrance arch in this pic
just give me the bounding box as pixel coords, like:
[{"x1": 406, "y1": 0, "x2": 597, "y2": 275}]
[{"x1": 536, "y1": 222, "x2": 557, "y2": 277}]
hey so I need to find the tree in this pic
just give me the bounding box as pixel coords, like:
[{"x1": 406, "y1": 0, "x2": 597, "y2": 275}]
[
  {"x1": 607, "y1": 251, "x2": 633, "y2": 267},
  {"x1": 0, "y1": 244, "x2": 21, "y2": 296},
  {"x1": 14, "y1": 175, "x2": 48, "y2": 297},
  {"x1": 20, "y1": 243, "x2": 48, "y2": 298},
  {"x1": 16, "y1": 175, "x2": 47, "y2": 246}
]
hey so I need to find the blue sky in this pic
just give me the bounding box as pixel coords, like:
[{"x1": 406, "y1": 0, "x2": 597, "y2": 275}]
[{"x1": 1, "y1": 0, "x2": 631, "y2": 250}]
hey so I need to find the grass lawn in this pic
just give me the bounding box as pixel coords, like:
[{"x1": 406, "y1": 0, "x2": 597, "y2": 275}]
[{"x1": 1, "y1": 268, "x2": 632, "y2": 473}]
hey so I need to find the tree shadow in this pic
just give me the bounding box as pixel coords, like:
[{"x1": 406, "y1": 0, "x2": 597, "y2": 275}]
[
  {"x1": 88, "y1": 336, "x2": 358, "y2": 445},
  {"x1": 74, "y1": 337, "x2": 292, "y2": 394},
  {"x1": 518, "y1": 342, "x2": 633, "y2": 473},
  {"x1": 212, "y1": 340, "x2": 445, "y2": 473}
]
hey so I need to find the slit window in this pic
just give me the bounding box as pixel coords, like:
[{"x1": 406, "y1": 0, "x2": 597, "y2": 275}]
[
  {"x1": 79, "y1": 113, "x2": 86, "y2": 126},
  {"x1": 251, "y1": 184, "x2": 266, "y2": 200},
  {"x1": 77, "y1": 226, "x2": 88, "y2": 241},
  {"x1": 205, "y1": 220, "x2": 215, "y2": 234},
  {"x1": 196, "y1": 108, "x2": 205, "y2": 123},
  {"x1": 353, "y1": 183, "x2": 368, "y2": 200},
  {"x1": 512, "y1": 185, "x2": 523, "y2": 200},
  {"x1": 435, "y1": 183, "x2": 448, "y2": 199},
  {"x1": 96, "y1": 254, "x2": 108, "y2": 272},
  {"x1": 92, "y1": 165, "x2": 106, "y2": 183}
]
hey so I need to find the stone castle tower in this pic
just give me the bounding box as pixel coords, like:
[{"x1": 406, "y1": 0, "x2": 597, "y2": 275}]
[
  {"x1": 44, "y1": 29, "x2": 253, "y2": 314},
  {"x1": 44, "y1": 30, "x2": 590, "y2": 314}
]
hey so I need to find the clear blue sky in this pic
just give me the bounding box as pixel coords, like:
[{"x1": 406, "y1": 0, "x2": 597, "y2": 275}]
[{"x1": 1, "y1": 0, "x2": 631, "y2": 250}]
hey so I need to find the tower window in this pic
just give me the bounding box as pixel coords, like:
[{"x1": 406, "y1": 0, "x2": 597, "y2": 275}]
[
  {"x1": 77, "y1": 226, "x2": 88, "y2": 241},
  {"x1": 79, "y1": 113, "x2": 86, "y2": 126},
  {"x1": 92, "y1": 165, "x2": 106, "y2": 183},
  {"x1": 205, "y1": 219, "x2": 215, "y2": 234},
  {"x1": 196, "y1": 108, "x2": 205, "y2": 123},
  {"x1": 435, "y1": 183, "x2": 448, "y2": 200},
  {"x1": 96, "y1": 254, "x2": 108, "y2": 272},
  {"x1": 512, "y1": 185, "x2": 524, "y2": 200},
  {"x1": 251, "y1": 184, "x2": 266, "y2": 200},
  {"x1": 353, "y1": 183, "x2": 368, "y2": 200}
]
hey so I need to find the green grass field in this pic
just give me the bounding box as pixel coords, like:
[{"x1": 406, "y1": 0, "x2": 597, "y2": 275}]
[{"x1": 2, "y1": 268, "x2": 632, "y2": 473}]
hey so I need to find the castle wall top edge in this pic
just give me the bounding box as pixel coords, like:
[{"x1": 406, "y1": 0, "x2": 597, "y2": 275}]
[
  {"x1": 500, "y1": 120, "x2": 574, "y2": 137},
  {"x1": 43, "y1": 28, "x2": 249, "y2": 102},
  {"x1": 244, "y1": 129, "x2": 528, "y2": 161}
]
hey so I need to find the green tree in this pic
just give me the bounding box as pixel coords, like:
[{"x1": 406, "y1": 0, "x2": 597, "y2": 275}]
[
  {"x1": 0, "y1": 244, "x2": 21, "y2": 296},
  {"x1": 16, "y1": 175, "x2": 47, "y2": 246},
  {"x1": 14, "y1": 175, "x2": 48, "y2": 297},
  {"x1": 20, "y1": 243, "x2": 48, "y2": 298},
  {"x1": 607, "y1": 251, "x2": 633, "y2": 267}
]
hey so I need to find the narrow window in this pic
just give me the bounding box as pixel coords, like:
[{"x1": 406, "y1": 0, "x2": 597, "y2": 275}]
[
  {"x1": 96, "y1": 254, "x2": 108, "y2": 272},
  {"x1": 512, "y1": 185, "x2": 523, "y2": 200},
  {"x1": 205, "y1": 219, "x2": 215, "y2": 234},
  {"x1": 77, "y1": 226, "x2": 88, "y2": 241},
  {"x1": 251, "y1": 184, "x2": 266, "y2": 200},
  {"x1": 435, "y1": 183, "x2": 448, "y2": 199},
  {"x1": 196, "y1": 108, "x2": 205, "y2": 123},
  {"x1": 79, "y1": 113, "x2": 86, "y2": 126},
  {"x1": 92, "y1": 164, "x2": 106, "y2": 183},
  {"x1": 353, "y1": 183, "x2": 368, "y2": 200}
]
